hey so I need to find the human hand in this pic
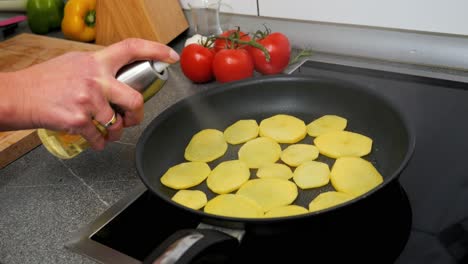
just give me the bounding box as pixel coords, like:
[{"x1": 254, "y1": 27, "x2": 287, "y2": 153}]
[{"x1": 10, "y1": 38, "x2": 179, "y2": 150}]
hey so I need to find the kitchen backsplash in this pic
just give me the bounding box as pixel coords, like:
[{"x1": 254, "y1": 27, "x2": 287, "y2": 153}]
[
  {"x1": 179, "y1": 0, "x2": 468, "y2": 37},
  {"x1": 178, "y1": 0, "x2": 468, "y2": 71}
]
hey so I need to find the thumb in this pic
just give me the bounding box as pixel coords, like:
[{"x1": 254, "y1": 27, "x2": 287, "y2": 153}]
[{"x1": 95, "y1": 38, "x2": 180, "y2": 73}]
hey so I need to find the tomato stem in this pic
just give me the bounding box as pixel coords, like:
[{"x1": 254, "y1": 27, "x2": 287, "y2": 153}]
[
  {"x1": 214, "y1": 35, "x2": 271, "y2": 62},
  {"x1": 252, "y1": 24, "x2": 271, "y2": 40},
  {"x1": 289, "y1": 49, "x2": 313, "y2": 65},
  {"x1": 201, "y1": 36, "x2": 215, "y2": 48}
]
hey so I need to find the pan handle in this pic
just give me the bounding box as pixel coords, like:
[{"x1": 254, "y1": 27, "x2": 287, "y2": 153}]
[{"x1": 142, "y1": 228, "x2": 240, "y2": 264}]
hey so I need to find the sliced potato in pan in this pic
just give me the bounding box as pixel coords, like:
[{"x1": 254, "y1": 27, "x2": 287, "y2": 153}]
[
  {"x1": 314, "y1": 130, "x2": 372, "y2": 158},
  {"x1": 237, "y1": 178, "x2": 298, "y2": 212},
  {"x1": 293, "y1": 160, "x2": 330, "y2": 189},
  {"x1": 224, "y1": 119, "x2": 259, "y2": 145},
  {"x1": 259, "y1": 114, "x2": 307, "y2": 143},
  {"x1": 308, "y1": 191, "x2": 355, "y2": 212},
  {"x1": 185, "y1": 129, "x2": 228, "y2": 162},
  {"x1": 280, "y1": 144, "x2": 319, "y2": 167},
  {"x1": 172, "y1": 190, "x2": 208, "y2": 210},
  {"x1": 306, "y1": 115, "x2": 347, "y2": 137},
  {"x1": 330, "y1": 156, "x2": 383, "y2": 196},
  {"x1": 264, "y1": 205, "x2": 308, "y2": 218},
  {"x1": 256, "y1": 163, "x2": 293, "y2": 180},
  {"x1": 204, "y1": 194, "x2": 264, "y2": 218},
  {"x1": 207, "y1": 160, "x2": 250, "y2": 194},
  {"x1": 161, "y1": 161, "x2": 211, "y2": 190},
  {"x1": 238, "y1": 137, "x2": 281, "y2": 169}
]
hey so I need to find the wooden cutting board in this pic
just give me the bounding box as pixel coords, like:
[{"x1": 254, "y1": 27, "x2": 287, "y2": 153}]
[{"x1": 0, "y1": 33, "x2": 102, "y2": 169}]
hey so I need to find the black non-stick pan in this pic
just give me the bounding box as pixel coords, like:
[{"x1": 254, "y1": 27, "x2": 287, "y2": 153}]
[{"x1": 136, "y1": 75, "x2": 415, "y2": 263}]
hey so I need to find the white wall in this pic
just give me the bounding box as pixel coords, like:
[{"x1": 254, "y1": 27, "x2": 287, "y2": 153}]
[
  {"x1": 258, "y1": 0, "x2": 468, "y2": 36},
  {"x1": 180, "y1": 0, "x2": 468, "y2": 37},
  {"x1": 179, "y1": 0, "x2": 257, "y2": 16}
]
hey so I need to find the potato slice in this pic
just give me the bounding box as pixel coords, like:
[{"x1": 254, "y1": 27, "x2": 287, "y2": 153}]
[
  {"x1": 171, "y1": 190, "x2": 207, "y2": 210},
  {"x1": 204, "y1": 194, "x2": 264, "y2": 218},
  {"x1": 308, "y1": 191, "x2": 355, "y2": 212},
  {"x1": 314, "y1": 130, "x2": 372, "y2": 158},
  {"x1": 184, "y1": 129, "x2": 228, "y2": 162},
  {"x1": 280, "y1": 144, "x2": 319, "y2": 167},
  {"x1": 330, "y1": 156, "x2": 384, "y2": 196},
  {"x1": 237, "y1": 178, "x2": 298, "y2": 212},
  {"x1": 264, "y1": 205, "x2": 308, "y2": 218},
  {"x1": 259, "y1": 114, "x2": 307, "y2": 143},
  {"x1": 256, "y1": 163, "x2": 293, "y2": 180},
  {"x1": 224, "y1": 119, "x2": 259, "y2": 145},
  {"x1": 207, "y1": 160, "x2": 250, "y2": 194},
  {"x1": 161, "y1": 162, "x2": 211, "y2": 189},
  {"x1": 293, "y1": 161, "x2": 330, "y2": 189},
  {"x1": 306, "y1": 115, "x2": 347, "y2": 137},
  {"x1": 238, "y1": 137, "x2": 281, "y2": 168}
]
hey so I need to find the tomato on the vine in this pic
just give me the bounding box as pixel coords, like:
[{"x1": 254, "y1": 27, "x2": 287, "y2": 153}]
[
  {"x1": 247, "y1": 31, "x2": 291, "y2": 75},
  {"x1": 214, "y1": 29, "x2": 251, "y2": 53},
  {"x1": 180, "y1": 43, "x2": 215, "y2": 83},
  {"x1": 212, "y1": 48, "x2": 254, "y2": 83}
]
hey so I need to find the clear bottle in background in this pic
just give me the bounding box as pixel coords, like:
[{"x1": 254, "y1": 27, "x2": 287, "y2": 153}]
[
  {"x1": 37, "y1": 60, "x2": 170, "y2": 159},
  {"x1": 188, "y1": 0, "x2": 223, "y2": 36}
]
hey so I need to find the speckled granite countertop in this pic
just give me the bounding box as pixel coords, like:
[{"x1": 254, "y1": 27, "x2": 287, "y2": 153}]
[{"x1": 2, "y1": 17, "x2": 468, "y2": 264}]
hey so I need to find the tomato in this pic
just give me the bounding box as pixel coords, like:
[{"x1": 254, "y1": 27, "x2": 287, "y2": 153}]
[
  {"x1": 180, "y1": 43, "x2": 215, "y2": 83},
  {"x1": 212, "y1": 49, "x2": 254, "y2": 83},
  {"x1": 247, "y1": 32, "x2": 291, "y2": 75},
  {"x1": 214, "y1": 29, "x2": 251, "y2": 53}
]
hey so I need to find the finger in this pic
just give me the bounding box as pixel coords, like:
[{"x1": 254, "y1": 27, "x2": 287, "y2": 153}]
[
  {"x1": 87, "y1": 88, "x2": 117, "y2": 133},
  {"x1": 105, "y1": 113, "x2": 124, "y2": 142},
  {"x1": 80, "y1": 122, "x2": 106, "y2": 150},
  {"x1": 103, "y1": 78, "x2": 144, "y2": 127},
  {"x1": 94, "y1": 38, "x2": 180, "y2": 73},
  {"x1": 84, "y1": 113, "x2": 123, "y2": 149}
]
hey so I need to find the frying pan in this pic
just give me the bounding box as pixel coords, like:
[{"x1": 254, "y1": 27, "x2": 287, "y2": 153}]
[{"x1": 136, "y1": 75, "x2": 415, "y2": 263}]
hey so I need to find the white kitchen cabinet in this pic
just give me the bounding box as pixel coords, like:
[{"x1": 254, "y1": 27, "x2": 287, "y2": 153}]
[
  {"x1": 257, "y1": 0, "x2": 468, "y2": 36},
  {"x1": 179, "y1": 0, "x2": 258, "y2": 15}
]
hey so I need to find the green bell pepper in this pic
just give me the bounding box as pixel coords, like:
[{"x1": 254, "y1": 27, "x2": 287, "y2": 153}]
[{"x1": 26, "y1": 0, "x2": 64, "y2": 34}]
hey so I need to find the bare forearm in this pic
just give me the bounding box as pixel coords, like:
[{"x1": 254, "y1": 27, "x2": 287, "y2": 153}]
[{"x1": 0, "y1": 71, "x2": 32, "y2": 131}]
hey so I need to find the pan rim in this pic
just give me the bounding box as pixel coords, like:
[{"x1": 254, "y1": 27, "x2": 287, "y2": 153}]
[{"x1": 135, "y1": 74, "x2": 416, "y2": 223}]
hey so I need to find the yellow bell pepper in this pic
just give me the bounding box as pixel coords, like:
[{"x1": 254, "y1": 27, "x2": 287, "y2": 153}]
[{"x1": 61, "y1": 0, "x2": 96, "y2": 42}]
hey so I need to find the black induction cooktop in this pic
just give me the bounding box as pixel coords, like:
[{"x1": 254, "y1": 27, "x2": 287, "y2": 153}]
[{"x1": 66, "y1": 60, "x2": 468, "y2": 264}]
